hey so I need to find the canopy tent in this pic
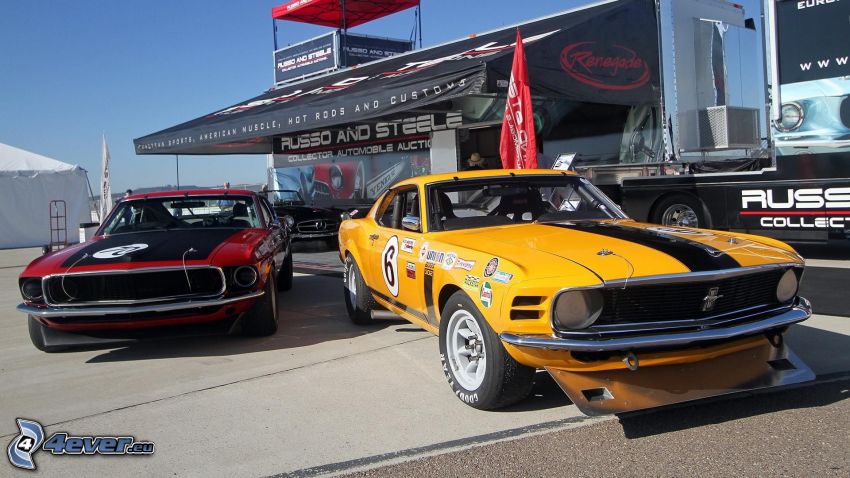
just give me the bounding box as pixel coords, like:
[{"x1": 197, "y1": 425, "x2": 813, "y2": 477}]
[
  {"x1": 272, "y1": 0, "x2": 420, "y2": 28},
  {"x1": 0, "y1": 143, "x2": 91, "y2": 249},
  {"x1": 135, "y1": 0, "x2": 659, "y2": 156}
]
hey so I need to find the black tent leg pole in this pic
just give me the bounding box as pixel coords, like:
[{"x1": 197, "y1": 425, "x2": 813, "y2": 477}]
[
  {"x1": 418, "y1": 2, "x2": 422, "y2": 49},
  {"x1": 272, "y1": 18, "x2": 278, "y2": 51},
  {"x1": 340, "y1": 0, "x2": 347, "y2": 65},
  {"x1": 176, "y1": 155, "x2": 180, "y2": 189}
]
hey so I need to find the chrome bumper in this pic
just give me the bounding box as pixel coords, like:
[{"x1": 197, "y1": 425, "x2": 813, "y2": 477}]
[
  {"x1": 293, "y1": 231, "x2": 337, "y2": 239},
  {"x1": 500, "y1": 297, "x2": 811, "y2": 353},
  {"x1": 18, "y1": 291, "x2": 264, "y2": 318}
]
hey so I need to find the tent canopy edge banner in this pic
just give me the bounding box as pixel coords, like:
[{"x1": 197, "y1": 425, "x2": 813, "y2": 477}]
[
  {"x1": 134, "y1": 0, "x2": 659, "y2": 156},
  {"x1": 272, "y1": 0, "x2": 420, "y2": 28}
]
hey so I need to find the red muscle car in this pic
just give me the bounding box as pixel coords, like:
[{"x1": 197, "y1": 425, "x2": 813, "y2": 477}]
[{"x1": 17, "y1": 189, "x2": 294, "y2": 352}]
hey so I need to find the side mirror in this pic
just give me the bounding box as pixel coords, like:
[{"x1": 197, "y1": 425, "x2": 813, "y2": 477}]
[
  {"x1": 402, "y1": 216, "x2": 421, "y2": 232},
  {"x1": 283, "y1": 215, "x2": 295, "y2": 230}
]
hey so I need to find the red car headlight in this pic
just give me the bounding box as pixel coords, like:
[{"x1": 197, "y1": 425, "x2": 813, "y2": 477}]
[{"x1": 20, "y1": 278, "x2": 44, "y2": 302}]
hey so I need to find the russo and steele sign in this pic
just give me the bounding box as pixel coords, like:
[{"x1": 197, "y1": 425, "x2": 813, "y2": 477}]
[
  {"x1": 272, "y1": 112, "x2": 463, "y2": 164},
  {"x1": 275, "y1": 32, "x2": 413, "y2": 84},
  {"x1": 777, "y1": 0, "x2": 850, "y2": 84}
]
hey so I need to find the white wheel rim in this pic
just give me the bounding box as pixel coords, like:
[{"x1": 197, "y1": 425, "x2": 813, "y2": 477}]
[
  {"x1": 446, "y1": 309, "x2": 487, "y2": 390},
  {"x1": 347, "y1": 263, "x2": 357, "y2": 305}
]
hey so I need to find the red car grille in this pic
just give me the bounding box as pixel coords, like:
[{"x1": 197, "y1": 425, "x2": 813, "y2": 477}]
[{"x1": 44, "y1": 268, "x2": 225, "y2": 305}]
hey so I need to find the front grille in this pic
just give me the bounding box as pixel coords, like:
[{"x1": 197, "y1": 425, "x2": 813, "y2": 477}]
[
  {"x1": 297, "y1": 219, "x2": 339, "y2": 233},
  {"x1": 312, "y1": 182, "x2": 331, "y2": 198},
  {"x1": 595, "y1": 269, "x2": 787, "y2": 326},
  {"x1": 44, "y1": 268, "x2": 225, "y2": 305}
]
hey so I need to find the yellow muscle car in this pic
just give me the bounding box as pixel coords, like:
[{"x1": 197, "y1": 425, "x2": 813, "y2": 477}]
[{"x1": 338, "y1": 169, "x2": 813, "y2": 415}]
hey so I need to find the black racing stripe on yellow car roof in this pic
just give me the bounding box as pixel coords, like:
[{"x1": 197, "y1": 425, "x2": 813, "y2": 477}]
[{"x1": 545, "y1": 222, "x2": 740, "y2": 272}]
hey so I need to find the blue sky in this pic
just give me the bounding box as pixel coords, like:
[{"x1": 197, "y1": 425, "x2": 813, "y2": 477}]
[{"x1": 0, "y1": 0, "x2": 587, "y2": 192}]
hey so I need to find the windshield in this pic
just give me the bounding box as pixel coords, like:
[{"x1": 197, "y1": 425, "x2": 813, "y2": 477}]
[
  {"x1": 269, "y1": 190, "x2": 305, "y2": 206},
  {"x1": 101, "y1": 195, "x2": 262, "y2": 235},
  {"x1": 427, "y1": 175, "x2": 626, "y2": 231}
]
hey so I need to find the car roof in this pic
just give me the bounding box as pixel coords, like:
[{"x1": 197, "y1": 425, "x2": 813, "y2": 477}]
[
  {"x1": 392, "y1": 168, "x2": 577, "y2": 188},
  {"x1": 124, "y1": 189, "x2": 256, "y2": 200}
]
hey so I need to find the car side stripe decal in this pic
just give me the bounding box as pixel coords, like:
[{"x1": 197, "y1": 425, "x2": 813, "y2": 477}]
[
  {"x1": 545, "y1": 222, "x2": 740, "y2": 272},
  {"x1": 423, "y1": 263, "x2": 437, "y2": 326},
  {"x1": 372, "y1": 290, "x2": 429, "y2": 322}
]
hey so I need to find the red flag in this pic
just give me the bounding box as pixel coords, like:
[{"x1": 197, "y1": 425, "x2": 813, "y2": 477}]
[{"x1": 499, "y1": 29, "x2": 537, "y2": 169}]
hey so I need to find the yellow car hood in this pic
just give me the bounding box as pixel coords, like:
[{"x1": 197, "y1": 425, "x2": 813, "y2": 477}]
[{"x1": 438, "y1": 220, "x2": 800, "y2": 282}]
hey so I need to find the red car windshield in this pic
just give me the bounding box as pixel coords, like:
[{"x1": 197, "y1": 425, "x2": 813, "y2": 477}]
[{"x1": 101, "y1": 196, "x2": 262, "y2": 235}]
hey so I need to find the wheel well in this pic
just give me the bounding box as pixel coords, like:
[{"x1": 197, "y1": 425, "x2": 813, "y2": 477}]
[
  {"x1": 648, "y1": 191, "x2": 712, "y2": 228},
  {"x1": 437, "y1": 284, "x2": 462, "y2": 318}
]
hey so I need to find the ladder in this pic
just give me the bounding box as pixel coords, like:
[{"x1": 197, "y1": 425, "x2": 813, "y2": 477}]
[{"x1": 48, "y1": 200, "x2": 67, "y2": 251}]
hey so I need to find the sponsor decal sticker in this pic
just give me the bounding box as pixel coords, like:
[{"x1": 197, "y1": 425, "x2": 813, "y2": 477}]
[
  {"x1": 454, "y1": 258, "x2": 475, "y2": 271},
  {"x1": 418, "y1": 242, "x2": 429, "y2": 262},
  {"x1": 480, "y1": 282, "x2": 493, "y2": 308},
  {"x1": 6, "y1": 418, "x2": 154, "y2": 471},
  {"x1": 406, "y1": 261, "x2": 416, "y2": 279},
  {"x1": 92, "y1": 244, "x2": 148, "y2": 259},
  {"x1": 492, "y1": 271, "x2": 513, "y2": 284},
  {"x1": 424, "y1": 262, "x2": 435, "y2": 277},
  {"x1": 463, "y1": 275, "x2": 481, "y2": 290},
  {"x1": 484, "y1": 258, "x2": 499, "y2": 277},
  {"x1": 442, "y1": 252, "x2": 458, "y2": 270},
  {"x1": 401, "y1": 238, "x2": 416, "y2": 253},
  {"x1": 382, "y1": 236, "x2": 400, "y2": 297},
  {"x1": 426, "y1": 249, "x2": 446, "y2": 264}
]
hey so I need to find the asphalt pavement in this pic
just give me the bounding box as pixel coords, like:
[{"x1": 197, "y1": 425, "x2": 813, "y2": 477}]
[{"x1": 0, "y1": 241, "x2": 848, "y2": 477}]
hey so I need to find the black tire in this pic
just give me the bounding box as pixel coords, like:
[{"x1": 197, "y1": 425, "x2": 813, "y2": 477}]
[
  {"x1": 439, "y1": 291, "x2": 535, "y2": 410},
  {"x1": 343, "y1": 255, "x2": 378, "y2": 325},
  {"x1": 278, "y1": 250, "x2": 293, "y2": 292},
  {"x1": 28, "y1": 316, "x2": 67, "y2": 353},
  {"x1": 651, "y1": 194, "x2": 707, "y2": 228},
  {"x1": 242, "y1": 273, "x2": 279, "y2": 336}
]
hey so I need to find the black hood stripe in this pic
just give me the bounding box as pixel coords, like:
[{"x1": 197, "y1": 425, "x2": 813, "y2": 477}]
[
  {"x1": 62, "y1": 229, "x2": 241, "y2": 267},
  {"x1": 544, "y1": 222, "x2": 740, "y2": 272}
]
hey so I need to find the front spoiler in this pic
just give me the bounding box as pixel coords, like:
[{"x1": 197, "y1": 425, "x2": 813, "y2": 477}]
[
  {"x1": 501, "y1": 297, "x2": 811, "y2": 352},
  {"x1": 18, "y1": 291, "x2": 264, "y2": 318},
  {"x1": 546, "y1": 342, "x2": 814, "y2": 416}
]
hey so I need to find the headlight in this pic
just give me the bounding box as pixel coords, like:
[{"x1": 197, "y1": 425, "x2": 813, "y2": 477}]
[
  {"x1": 20, "y1": 278, "x2": 43, "y2": 301},
  {"x1": 553, "y1": 289, "x2": 603, "y2": 330},
  {"x1": 776, "y1": 102, "x2": 803, "y2": 132},
  {"x1": 776, "y1": 269, "x2": 798, "y2": 303},
  {"x1": 233, "y1": 266, "x2": 258, "y2": 288}
]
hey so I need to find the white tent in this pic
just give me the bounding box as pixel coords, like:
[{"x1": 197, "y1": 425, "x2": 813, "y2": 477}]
[{"x1": 0, "y1": 143, "x2": 91, "y2": 249}]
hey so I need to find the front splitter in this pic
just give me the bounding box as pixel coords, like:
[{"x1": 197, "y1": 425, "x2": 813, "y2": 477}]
[{"x1": 546, "y1": 342, "x2": 814, "y2": 416}]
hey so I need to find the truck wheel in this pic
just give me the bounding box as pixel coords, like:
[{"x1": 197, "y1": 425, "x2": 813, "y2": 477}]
[
  {"x1": 28, "y1": 316, "x2": 68, "y2": 353},
  {"x1": 278, "y1": 251, "x2": 293, "y2": 292},
  {"x1": 343, "y1": 255, "x2": 378, "y2": 325},
  {"x1": 439, "y1": 291, "x2": 534, "y2": 410},
  {"x1": 653, "y1": 194, "x2": 706, "y2": 228},
  {"x1": 243, "y1": 274, "x2": 279, "y2": 336}
]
